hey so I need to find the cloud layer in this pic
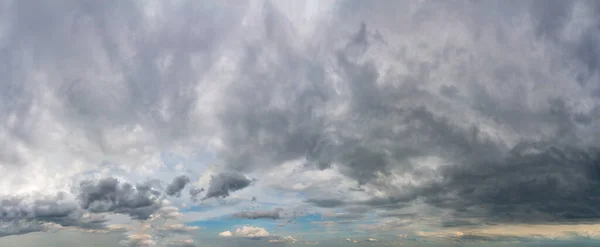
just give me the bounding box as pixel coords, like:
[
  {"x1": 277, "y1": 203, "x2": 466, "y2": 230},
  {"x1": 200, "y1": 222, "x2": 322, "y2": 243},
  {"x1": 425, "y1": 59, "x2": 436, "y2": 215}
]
[{"x1": 2, "y1": 0, "x2": 600, "y2": 244}]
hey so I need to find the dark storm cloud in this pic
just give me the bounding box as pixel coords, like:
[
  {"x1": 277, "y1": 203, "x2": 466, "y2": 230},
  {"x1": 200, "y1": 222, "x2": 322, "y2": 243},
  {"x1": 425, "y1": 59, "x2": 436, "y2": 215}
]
[
  {"x1": 2, "y1": 0, "x2": 600, "y2": 238},
  {"x1": 0, "y1": 174, "x2": 198, "y2": 238},
  {"x1": 204, "y1": 173, "x2": 253, "y2": 200},
  {"x1": 78, "y1": 177, "x2": 162, "y2": 220},
  {"x1": 231, "y1": 209, "x2": 282, "y2": 220},
  {"x1": 165, "y1": 175, "x2": 190, "y2": 197},
  {"x1": 427, "y1": 143, "x2": 600, "y2": 223},
  {"x1": 205, "y1": 0, "x2": 600, "y2": 225},
  {"x1": 211, "y1": 0, "x2": 512, "y2": 186}
]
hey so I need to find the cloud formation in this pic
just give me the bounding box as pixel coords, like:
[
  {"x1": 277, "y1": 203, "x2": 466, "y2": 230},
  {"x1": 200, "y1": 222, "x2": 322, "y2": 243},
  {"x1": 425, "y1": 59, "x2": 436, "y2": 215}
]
[
  {"x1": 0, "y1": 174, "x2": 198, "y2": 239},
  {"x1": 0, "y1": 193, "x2": 106, "y2": 237},
  {"x1": 165, "y1": 175, "x2": 190, "y2": 197},
  {"x1": 78, "y1": 178, "x2": 162, "y2": 220},
  {"x1": 203, "y1": 172, "x2": 254, "y2": 200},
  {"x1": 231, "y1": 208, "x2": 282, "y2": 220},
  {"x1": 2, "y1": 0, "x2": 600, "y2": 244},
  {"x1": 416, "y1": 223, "x2": 600, "y2": 242},
  {"x1": 196, "y1": 0, "x2": 600, "y2": 228},
  {"x1": 219, "y1": 226, "x2": 270, "y2": 238}
]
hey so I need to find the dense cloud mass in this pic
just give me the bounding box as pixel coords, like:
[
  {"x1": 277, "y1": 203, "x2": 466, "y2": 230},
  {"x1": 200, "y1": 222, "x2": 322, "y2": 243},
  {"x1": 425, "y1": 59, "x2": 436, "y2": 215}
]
[
  {"x1": 78, "y1": 178, "x2": 163, "y2": 220},
  {"x1": 0, "y1": 193, "x2": 106, "y2": 237},
  {"x1": 202, "y1": 0, "x2": 600, "y2": 225},
  {"x1": 165, "y1": 175, "x2": 191, "y2": 197},
  {"x1": 0, "y1": 174, "x2": 196, "y2": 238},
  {"x1": 2, "y1": 0, "x2": 600, "y2": 244},
  {"x1": 204, "y1": 173, "x2": 254, "y2": 200}
]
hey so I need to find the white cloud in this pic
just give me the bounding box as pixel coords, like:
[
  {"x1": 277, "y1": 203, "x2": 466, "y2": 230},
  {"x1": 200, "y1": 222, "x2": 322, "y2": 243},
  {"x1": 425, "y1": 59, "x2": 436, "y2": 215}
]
[
  {"x1": 218, "y1": 226, "x2": 270, "y2": 238},
  {"x1": 268, "y1": 236, "x2": 298, "y2": 243},
  {"x1": 234, "y1": 226, "x2": 270, "y2": 238}
]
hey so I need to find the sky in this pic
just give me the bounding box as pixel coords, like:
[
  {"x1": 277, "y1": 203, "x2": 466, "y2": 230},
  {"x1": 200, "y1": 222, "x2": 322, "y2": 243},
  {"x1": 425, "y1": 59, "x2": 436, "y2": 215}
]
[{"x1": 1, "y1": 0, "x2": 600, "y2": 246}]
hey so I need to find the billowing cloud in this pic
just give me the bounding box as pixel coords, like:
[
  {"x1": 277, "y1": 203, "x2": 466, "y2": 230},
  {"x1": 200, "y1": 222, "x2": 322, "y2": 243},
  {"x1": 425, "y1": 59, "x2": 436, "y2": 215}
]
[
  {"x1": 0, "y1": 175, "x2": 197, "y2": 238},
  {"x1": 0, "y1": 193, "x2": 106, "y2": 237},
  {"x1": 203, "y1": 172, "x2": 254, "y2": 200},
  {"x1": 78, "y1": 177, "x2": 162, "y2": 220},
  {"x1": 268, "y1": 236, "x2": 297, "y2": 243},
  {"x1": 165, "y1": 175, "x2": 190, "y2": 197},
  {"x1": 225, "y1": 226, "x2": 270, "y2": 238}
]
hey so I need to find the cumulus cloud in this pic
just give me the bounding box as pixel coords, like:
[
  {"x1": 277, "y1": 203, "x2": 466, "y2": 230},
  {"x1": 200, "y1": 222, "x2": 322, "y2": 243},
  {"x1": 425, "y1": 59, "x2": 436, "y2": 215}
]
[
  {"x1": 165, "y1": 175, "x2": 190, "y2": 197},
  {"x1": 234, "y1": 226, "x2": 270, "y2": 238},
  {"x1": 219, "y1": 226, "x2": 270, "y2": 238},
  {"x1": 0, "y1": 193, "x2": 107, "y2": 237},
  {"x1": 78, "y1": 177, "x2": 163, "y2": 220},
  {"x1": 0, "y1": 174, "x2": 199, "y2": 238},
  {"x1": 203, "y1": 172, "x2": 254, "y2": 200},
  {"x1": 194, "y1": 0, "x2": 600, "y2": 229},
  {"x1": 268, "y1": 236, "x2": 297, "y2": 243}
]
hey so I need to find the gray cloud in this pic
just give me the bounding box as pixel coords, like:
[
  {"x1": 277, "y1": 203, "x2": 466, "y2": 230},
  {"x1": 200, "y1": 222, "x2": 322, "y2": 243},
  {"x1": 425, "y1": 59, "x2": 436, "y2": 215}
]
[
  {"x1": 2, "y1": 0, "x2": 600, "y2": 238},
  {"x1": 204, "y1": 173, "x2": 254, "y2": 200},
  {"x1": 188, "y1": 188, "x2": 204, "y2": 202},
  {"x1": 78, "y1": 178, "x2": 162, "y2": 220},
  {"x1": 165, "y1": 175, "x2": 190, "y2": 197},
  {"x1": 0, "y1": 174, "x2": 199, "y2": 238},
  {"x1": 209, "y1": 0, "x2": 600, "y2": 225},
  {"x1": 0, "y1": 221, "x2": 45, "y2": 238},
  {"x1": 305, "y1": 199, "x2": 346, "y2": 208},
  {"x1": 0, "y1": 193, "x2": 107, "y2": 237},
  {"x1": 231, "y1": 209, "x2": 282, "y2": 220},
  {"x1": 427, "y1": 143, "x2": 600, "y2": 223},
  {"x1": 0, "y1": 0, "x2": 249, "y2": 179}
]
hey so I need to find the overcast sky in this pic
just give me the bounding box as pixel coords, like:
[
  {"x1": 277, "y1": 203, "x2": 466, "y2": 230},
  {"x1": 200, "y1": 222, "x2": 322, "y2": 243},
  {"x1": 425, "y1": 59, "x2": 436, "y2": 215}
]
[{"x1": 2, "y1": 0, "x2": 600, "y2": 246}]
